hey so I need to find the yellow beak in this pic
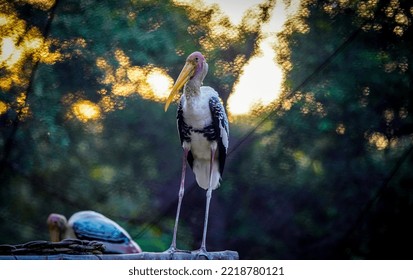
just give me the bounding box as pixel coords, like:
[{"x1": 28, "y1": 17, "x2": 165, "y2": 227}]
[
  {"x1": 164, "y1": 61, "x2": 196, "y2": 112},
  {"x1": 49, "y1": 226, "x2": 60, "y2": 242}
]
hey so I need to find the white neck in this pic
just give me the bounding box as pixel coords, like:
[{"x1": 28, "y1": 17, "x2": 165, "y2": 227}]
[{"x1": 184, "y1": 79, "x2": 202, "y2": 99}]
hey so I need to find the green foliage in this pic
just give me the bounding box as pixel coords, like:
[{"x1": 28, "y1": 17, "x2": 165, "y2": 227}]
[
  {"x1": 0, "y1": 0, "x2": 260, "y2": 253},
  {"x1": 1, "y1": 0, "x2": 413, "y2": 260},
  {"x1": 222, "y1": 0, "x2": 413, "y2": 259}
]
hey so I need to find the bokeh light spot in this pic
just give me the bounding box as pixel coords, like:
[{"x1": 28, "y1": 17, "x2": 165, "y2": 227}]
[{"x1": 71, "y1": 100, "x2": 102, "y2": 122}]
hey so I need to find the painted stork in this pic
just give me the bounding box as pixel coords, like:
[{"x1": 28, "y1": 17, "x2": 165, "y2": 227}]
[
  {"x1": 47, "y1": 210, "x2": 142, "y2": 254},
  {"x1": 164, "y1": 51, "x2": 229, "y2": 257}
]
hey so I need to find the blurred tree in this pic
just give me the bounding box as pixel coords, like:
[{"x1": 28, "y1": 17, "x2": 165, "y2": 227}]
[
  {"x1": 0, "y1": 0, "x2": 264, "y2": 252},
  {"x1": 223, "y1": 0, "x2": 413, "y2": 259},
  {"x1": 4, "y1": 0, "x2": 411, "y2": 260}
]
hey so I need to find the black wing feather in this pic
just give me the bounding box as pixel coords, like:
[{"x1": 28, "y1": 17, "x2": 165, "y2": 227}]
[
  {"x1": 209, "y1": 95, "x2": 229, "y2": 176},
  {"x1": 176, "y1": 96, "x2": 229, "y2": 175},
  {"x1": 177, "y1": 100, "x2": 194, "y2": 169}
]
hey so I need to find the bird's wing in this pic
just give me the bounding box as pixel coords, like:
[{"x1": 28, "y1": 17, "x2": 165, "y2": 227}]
[
  {"x1": 71, "y1": 215, "x2": 130, "y2": 244},
  {"x1": 177, "y1": 99, "x2": 191, "y2": 145},
  {"x1": 209, "y1": 95, "x2": 229, "y2": 175},
  {"x1": 177, "y1": 99, "x2": 195, "y2": 169}
]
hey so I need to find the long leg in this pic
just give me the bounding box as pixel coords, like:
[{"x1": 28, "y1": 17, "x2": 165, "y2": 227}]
[
  {"x1": 168, "y1": 147, "x2": 189, "y2": 252},
  {"x1": 200, "y1": 145, "x2": 216, "y2": 253}
]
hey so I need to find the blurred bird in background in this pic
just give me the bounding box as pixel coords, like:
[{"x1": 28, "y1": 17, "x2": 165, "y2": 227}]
[{"x1": 47, "y1": 210, "x2": 142, "y2": 254}]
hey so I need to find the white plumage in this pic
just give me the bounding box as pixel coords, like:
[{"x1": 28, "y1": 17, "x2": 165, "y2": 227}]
[
  {"x1": 164, "y1": 51, "x2": 229, "y2": 258},
  {"x1": 180, "y1": 86, "x2": 227, "y2": 190}
]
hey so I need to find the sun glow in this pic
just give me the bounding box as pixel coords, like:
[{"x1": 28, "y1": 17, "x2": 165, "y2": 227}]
[
  {"x1": 175, "y1": 0, "x2": 301, "y2": 116},
  {"x1": 71, "y1": 100, "x2": 102, "y2": 122},
  {"x1": 96, "y1": 49, "x2": 174, "y2": 102},
  {"x1": 227, "y1": 0, "x2": 300, "y2": 116},
  {"x1": 228, "y1": 39, "x2": 283, "y2": 115},
  {"x1": 0, "y1": 100, "x2": 8, "y2": 115},
  {"x1": 147, "y1": 70, "x2": 174, "y2": 100},
  {"x1": 0, "y1": 6, "x2": 61, "y2": 92},
  {"x1": 191, "y1": 0, "x2": 264, "y2": 26}
]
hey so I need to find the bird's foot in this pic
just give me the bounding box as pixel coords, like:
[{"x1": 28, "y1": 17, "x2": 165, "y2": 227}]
[
  {"x1": 164, "y1": 246, "x2": 191, "y2": 259},
  {"x1": 192, "y1": 247, "x2": 211, "y2": 260}
]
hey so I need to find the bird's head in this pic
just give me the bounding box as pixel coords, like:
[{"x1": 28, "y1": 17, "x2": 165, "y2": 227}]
[
  {"x1": 164, "y1": 51, "x2": 208, "y2": 112},
  {"x1": 47, "y1": 213, "x2": 68, "y2": 242}
]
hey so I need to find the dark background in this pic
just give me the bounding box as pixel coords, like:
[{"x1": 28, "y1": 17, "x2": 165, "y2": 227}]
[{"x1": 1, "y1": 0, "x2": 412, "y2": 259}]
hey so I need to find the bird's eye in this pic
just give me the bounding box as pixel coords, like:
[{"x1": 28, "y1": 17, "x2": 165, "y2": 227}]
[{"x1": 195, "y1": 57, "x2": 199, "y2": 62}]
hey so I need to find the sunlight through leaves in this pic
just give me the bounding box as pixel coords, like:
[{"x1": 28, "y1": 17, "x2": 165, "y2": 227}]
[{"x1": 96, "y1": 49, "x2": 173, "y2": 102}]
